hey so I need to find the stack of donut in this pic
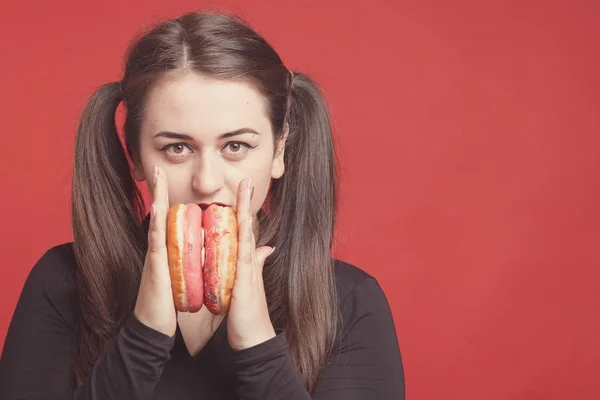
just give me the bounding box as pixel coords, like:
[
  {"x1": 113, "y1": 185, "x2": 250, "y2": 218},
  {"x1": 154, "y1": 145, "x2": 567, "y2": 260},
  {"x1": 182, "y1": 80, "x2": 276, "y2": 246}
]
[{"x1": 166, "y1": 203, "x2": 237, "y2": 315}]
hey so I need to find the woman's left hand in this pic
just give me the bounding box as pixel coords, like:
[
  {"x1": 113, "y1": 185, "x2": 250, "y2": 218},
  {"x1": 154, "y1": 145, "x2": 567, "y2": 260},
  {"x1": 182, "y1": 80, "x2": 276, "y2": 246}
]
[{"x1": 227, "y1": 177, "x2": 276, "y2": 351}]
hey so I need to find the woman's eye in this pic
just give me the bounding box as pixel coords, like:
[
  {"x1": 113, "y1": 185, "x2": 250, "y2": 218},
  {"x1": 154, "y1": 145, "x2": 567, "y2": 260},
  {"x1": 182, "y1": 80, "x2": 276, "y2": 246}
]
[
  {"x1": 223, "y1": 142, "x2": 252, "y2": 158},
  {"x1": 228, "y1": 143, "x2": 243, "y2": 152},
  {"x1": 161, "y1": 143, "x2": 192, "y2": 156},
  {"x1": 160, "y1": 142, "x2": 253, "y2": 160}
]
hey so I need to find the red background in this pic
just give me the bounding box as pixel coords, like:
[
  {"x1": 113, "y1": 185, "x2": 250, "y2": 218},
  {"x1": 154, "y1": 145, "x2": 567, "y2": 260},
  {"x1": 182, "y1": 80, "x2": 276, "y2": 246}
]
[{"x1": 1, "y1": 0, "x2": 599, "y2": 398}]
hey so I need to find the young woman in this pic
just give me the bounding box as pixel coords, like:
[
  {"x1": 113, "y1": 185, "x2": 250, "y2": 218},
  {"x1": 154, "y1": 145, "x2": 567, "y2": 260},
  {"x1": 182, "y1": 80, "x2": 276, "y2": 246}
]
[{"x1": 0, "y1": 11, "x2": 405, "y2": 399}]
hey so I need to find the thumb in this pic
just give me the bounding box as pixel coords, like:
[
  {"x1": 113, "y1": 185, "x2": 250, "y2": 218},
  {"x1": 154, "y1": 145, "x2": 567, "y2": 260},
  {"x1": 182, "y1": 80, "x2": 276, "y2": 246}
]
[{"x1": 255, "y1": 246, "x2": 275, "y2": 274}]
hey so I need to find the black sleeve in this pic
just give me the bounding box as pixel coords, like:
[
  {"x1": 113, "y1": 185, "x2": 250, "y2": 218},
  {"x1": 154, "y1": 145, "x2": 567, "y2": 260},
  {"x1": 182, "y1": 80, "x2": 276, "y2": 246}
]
[
  {"x1": 231, "y1": 277, "x2": 405, "y2": 399},
  {"x1": 0, "y1": 248, "x2": 176, "y2": 400}
]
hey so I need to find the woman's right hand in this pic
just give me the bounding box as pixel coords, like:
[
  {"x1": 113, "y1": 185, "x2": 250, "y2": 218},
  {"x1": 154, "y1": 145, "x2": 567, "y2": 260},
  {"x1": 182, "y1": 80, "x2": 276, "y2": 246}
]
[{"x1": 133, "y1": 165, "x2": 177, "y2": 337}]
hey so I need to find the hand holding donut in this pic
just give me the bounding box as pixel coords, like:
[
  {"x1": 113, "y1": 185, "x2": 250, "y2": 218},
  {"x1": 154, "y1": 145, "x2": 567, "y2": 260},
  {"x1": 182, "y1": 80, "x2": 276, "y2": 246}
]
[
  {"x1": 165, "y1": 177, "x2": 276, "y2": 350},
  {"x1": 226, "y1": 177, "x2": 276, "y2": 351},
  {"x1": 134, "y1": 165, "x2": 178, "y2": 337}
]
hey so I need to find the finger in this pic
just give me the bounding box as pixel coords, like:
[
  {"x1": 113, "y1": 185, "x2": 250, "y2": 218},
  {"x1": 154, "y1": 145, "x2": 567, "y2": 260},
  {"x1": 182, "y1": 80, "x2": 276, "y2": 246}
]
[
  {"x1": 235, "y1": 177, "x2": 253, "y2": 226},
  {"x1": 148, "y1": 165, "x2": 168, "y2": 255},
  {"x1": 255, "y1": 246, "x2": 275, "y2": 276},
  {"x1": 234, "y1": 216, "x2": 256, "y2": 285},
  {"x1": 234, "y1": 177, "x2": 253, "y2": 279}
]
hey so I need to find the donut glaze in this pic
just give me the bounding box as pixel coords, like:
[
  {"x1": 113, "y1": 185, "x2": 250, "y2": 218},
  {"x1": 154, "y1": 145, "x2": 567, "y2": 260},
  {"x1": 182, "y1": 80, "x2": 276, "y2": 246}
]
[
  {"x1": 203, "y1": 205, "x2": 238, "y2": 315},
  {"x1": 166, "y1": 204, "x2": 204, "y2": 313}
]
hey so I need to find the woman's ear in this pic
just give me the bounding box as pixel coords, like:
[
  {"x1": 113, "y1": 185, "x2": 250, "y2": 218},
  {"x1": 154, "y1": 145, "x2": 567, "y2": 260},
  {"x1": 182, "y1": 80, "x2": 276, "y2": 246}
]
[
  {"x1": 132, "y1": 156, "x2": 146, "y2": 182},
  {"x1": 271, "y1": 124, "x2": 289, "y2": 179}
]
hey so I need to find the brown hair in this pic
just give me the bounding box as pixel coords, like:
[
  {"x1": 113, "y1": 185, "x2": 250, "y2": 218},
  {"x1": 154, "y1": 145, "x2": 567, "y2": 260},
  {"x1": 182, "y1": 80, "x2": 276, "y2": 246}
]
[{"x1": 70, "y1": 11, "x2": 339, "y2": 392}]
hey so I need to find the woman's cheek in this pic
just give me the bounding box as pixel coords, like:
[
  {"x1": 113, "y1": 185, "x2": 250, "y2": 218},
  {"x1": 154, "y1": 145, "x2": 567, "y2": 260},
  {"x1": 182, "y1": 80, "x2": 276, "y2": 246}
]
[
  {"x1": 163, "y1": 171, "x2": 188, "y2": 205},
  {"x1": 251, "y1": 177, "x2": 271, "y2": 216}
]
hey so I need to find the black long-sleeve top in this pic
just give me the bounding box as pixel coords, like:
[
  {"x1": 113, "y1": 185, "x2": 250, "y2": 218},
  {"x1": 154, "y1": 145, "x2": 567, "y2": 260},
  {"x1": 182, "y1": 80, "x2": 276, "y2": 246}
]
[{"x1": 0, "y1": 241, "x2": 405, "y2": 399}]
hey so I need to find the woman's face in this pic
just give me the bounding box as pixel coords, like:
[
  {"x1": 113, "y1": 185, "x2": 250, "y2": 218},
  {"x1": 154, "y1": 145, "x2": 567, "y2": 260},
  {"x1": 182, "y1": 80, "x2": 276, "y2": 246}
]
[{"x1": 133, "y1": 72, "x2": 287, "y2": 218}]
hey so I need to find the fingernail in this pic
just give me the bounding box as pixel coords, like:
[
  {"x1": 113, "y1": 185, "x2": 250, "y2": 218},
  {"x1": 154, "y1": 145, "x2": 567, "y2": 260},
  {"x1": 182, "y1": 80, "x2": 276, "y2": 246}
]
[
  {"x1": 247, "y1": 177, "x2": 252, "y2": 188},
  {"x1": 269, "y1": 247, "x2": 276, "y2": 256},
  {"x1": 249, "y1": 186, "x2": 255, "y2": 200},
  {"x1": 151, "y1": 204, "x2": 157, "y2": 218}
]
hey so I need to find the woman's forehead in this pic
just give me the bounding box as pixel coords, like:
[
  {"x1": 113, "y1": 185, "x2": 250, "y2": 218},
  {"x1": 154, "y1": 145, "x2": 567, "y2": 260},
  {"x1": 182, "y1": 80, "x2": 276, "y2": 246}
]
[{"x1": 141, "y1": 72, "x2": 271, "y2": 139}]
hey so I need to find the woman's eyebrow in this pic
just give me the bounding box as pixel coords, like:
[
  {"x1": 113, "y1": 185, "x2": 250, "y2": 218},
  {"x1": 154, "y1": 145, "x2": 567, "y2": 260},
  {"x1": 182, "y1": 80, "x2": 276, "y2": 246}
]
[{"x1": 153, "y1": 128, "x2": 260, "y2": 141}]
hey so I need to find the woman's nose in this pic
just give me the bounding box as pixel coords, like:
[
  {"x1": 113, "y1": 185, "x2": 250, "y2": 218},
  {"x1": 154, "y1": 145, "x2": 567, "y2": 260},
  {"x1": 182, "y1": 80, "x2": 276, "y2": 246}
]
[{"x1": 191, "y1": 151, "x2": 224, "y2": 197}]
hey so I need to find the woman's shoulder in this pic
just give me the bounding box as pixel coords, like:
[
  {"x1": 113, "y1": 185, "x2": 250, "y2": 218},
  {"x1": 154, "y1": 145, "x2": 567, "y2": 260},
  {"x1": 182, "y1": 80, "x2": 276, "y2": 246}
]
[
  {"x1": 331, "y1": 259, "x2": 400, "y2": 350},
  {"x1": 20, "y1": 242, "x2": 78, "y2": 303},
  {"x1": 332, "y1": 259, "x2": 384, "y2": 303},
  {"x1": 30, "y1": 242, "x2": 77, "y2": 283},
  {"x1": 9, "y1": 242, "x2": 78, "y2": 332}
]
